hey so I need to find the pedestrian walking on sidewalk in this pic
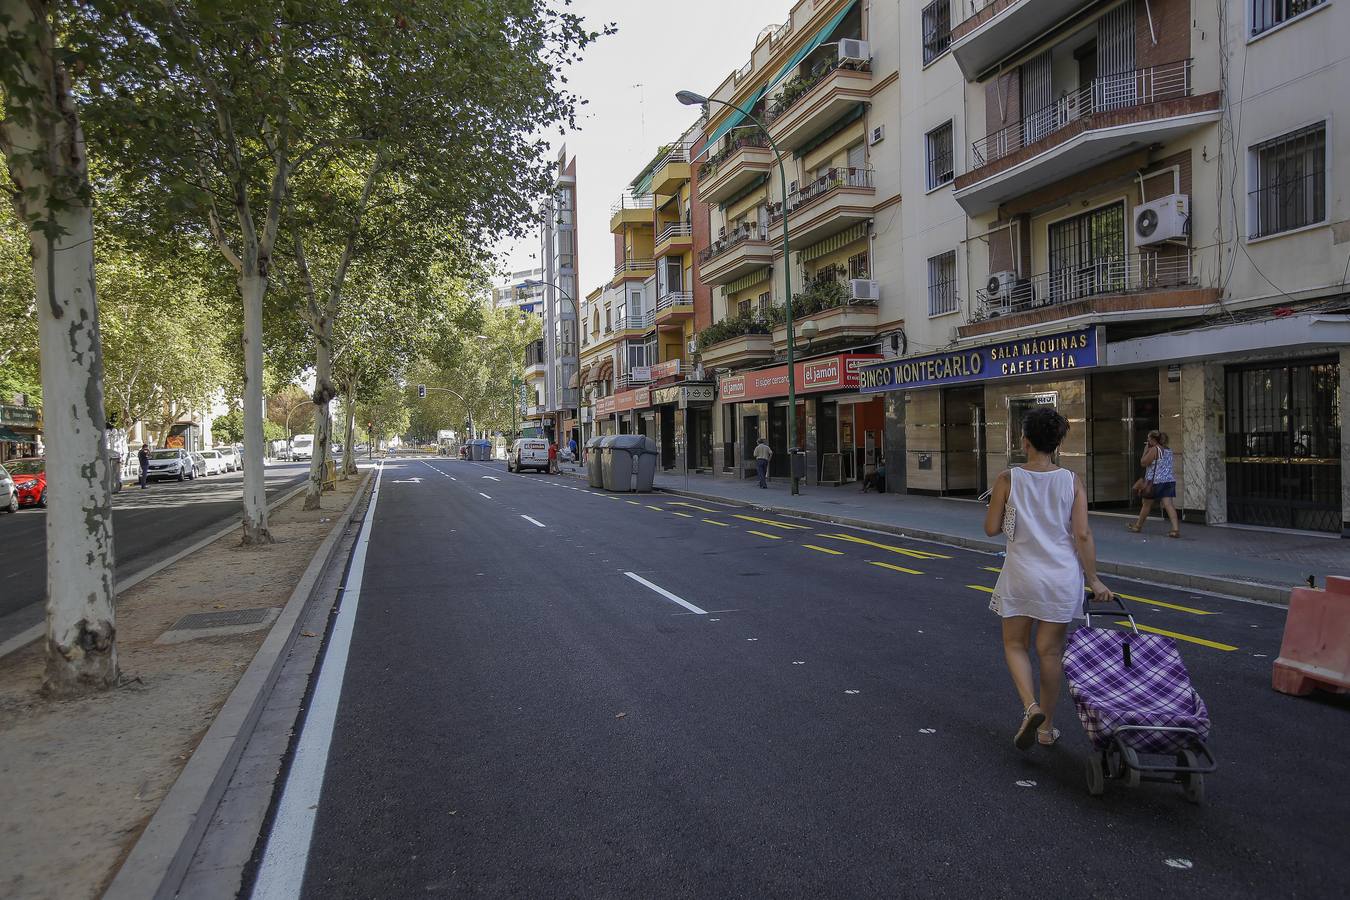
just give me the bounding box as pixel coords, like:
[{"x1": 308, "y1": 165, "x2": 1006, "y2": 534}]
[
  {"x1": 753, "y1": 437, "x2": 772, "y2": 489},
  {"x1": 984, "y1": 407, "x2": 1112, "y2": 750},
  {"x1": 137, "y1": 443, "x2": 150, "y2": 490},
  {"x1": 1128, "y1": 431, "x2": 1180, "y2": 538},
  {"x1": 548, "y1": 440, "x2": 559, "y2": 474},
  {"x1": 568, "y1": 437, "x2": 577, "y2": 463}
]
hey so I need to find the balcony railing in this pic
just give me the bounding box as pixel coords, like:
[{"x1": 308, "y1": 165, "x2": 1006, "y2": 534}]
[
  {"x1": 975, "y1": 249, "x2": 1195, "y2": 317},
  {"x1": 656, "y1": 291, "x2": 694, "y2": 312},
  {"x1": 971, "y1": 60, "x2": 1193, "y2": 168},
  {"x1": 762, "y1": 56, "x2": 871, "y2": 126},
  {"x1": 614, "y1": 310, "x2": 655, "y2": 331},
  {"x1": 610, "y1": 192, "x2": 655, "y2": 214},
  {"x1": 768, "y1": 168, "x2": 874, "y2": 224},
  {"x1": 698, "y1": 224, "x2": 769, "y2": 264},
  {"x1": 655, "y1": 144, "x2": 690, "y2": 167},
  {"x1": 614, "y1": 258, "x2": 656, "y2": 277},
  {"x1": 615, "y1": 371, "x2": 650, "y2": 389},
  {"x1": 699, "y1": 131, "x2": 771, "y2": 180},
  {"x1": 656, "y1": 222, "x2": 692, "y2": 245}
]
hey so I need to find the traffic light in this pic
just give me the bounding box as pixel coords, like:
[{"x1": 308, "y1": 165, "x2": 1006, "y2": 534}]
[{"x1": 417, "y1": 384, "x2": 427, "y2": 399}]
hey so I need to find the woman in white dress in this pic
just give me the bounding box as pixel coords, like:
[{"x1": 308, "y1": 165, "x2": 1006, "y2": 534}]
[{"x1": 984, "y1": 407, "x2": 1113, "y2": 749}]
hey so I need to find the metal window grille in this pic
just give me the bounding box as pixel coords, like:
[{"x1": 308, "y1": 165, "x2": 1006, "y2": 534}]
[
  {"x1": 848, "y1": 251, "x2": 870, "y2": 280},
  {"x1": 926, "y1": 121, "x2": 954, "y2": 190},
  {"x1": 1048, "y1": 202, "x2": 1126, "y2": 304},
  {"x1": 922, "y1": 0, "x2": 951, "y2": 65},
  {"x1": 1250, "y1": 122, "x2": 1326, "y2": 238},
  {"x1": 1250, "y1": 0, "x2": 1326, "y2": 35},
  {"x1": 738, "y1": 299, "x2": 752, "y2": 318},
  {"x1": 927, "y1": 250, "x2": 958, "y2": 316}
]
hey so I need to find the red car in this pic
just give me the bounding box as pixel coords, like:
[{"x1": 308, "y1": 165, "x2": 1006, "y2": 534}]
[{"x1": 6, "y1": 457, "x2": 46, "y2": 508}]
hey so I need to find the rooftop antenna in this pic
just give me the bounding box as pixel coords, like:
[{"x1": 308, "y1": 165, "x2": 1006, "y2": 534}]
[{"x1": 632, "y1": 83, "x2": 646, "y2": 147}]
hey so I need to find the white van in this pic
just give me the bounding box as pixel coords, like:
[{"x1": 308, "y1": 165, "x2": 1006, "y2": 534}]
[
  {"x1": 507, "y1": 438, "x2": 550, "y2": 473},
  {"x1": 291, "y1": 433, "x2": 315, "y2": 461}
]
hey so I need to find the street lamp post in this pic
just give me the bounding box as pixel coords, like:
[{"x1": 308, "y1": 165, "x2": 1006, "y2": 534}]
[{"x1": 677, "y1": 90, "x2": 801, "y2": 494}]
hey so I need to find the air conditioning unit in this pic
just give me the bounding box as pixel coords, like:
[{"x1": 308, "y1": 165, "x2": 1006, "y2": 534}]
[
  {"x1": 850, "y1": 279, "x2": 880, "y2": 302},
  {"x1": 869, "y1": 124, "x2": 885, "y2": 145},
  {"x1": 838, "y1": 38, "x2": 870, "y2": 64},
  {"x1": 986, "y1": 270, "x2": 1017, "y2": 307},
  {"x1": 1134, "y1": 194, "x2": 1190, "y2": 246}
]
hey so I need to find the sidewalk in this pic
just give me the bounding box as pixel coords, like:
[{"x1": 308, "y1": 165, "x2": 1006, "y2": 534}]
[{"x1": 554, "y1": 461, "x2": 1348, "y2": 603}]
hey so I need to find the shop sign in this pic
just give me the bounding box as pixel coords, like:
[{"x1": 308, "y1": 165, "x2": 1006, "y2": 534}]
[
  {"x1": 610, "y1": 386, "x2": 650, "y2": 413},
  {"x1": 650, "y1": 384, "x2": 716, "y2": 408},
  {"x1": 595, "y1": 395, "x2": 615, "y2": 416},
  {"x1": 630, "y1": 365, "x2": 652, "y2": 382},
  {"x1": 1, "y1": 404, "x2": 40, "y2": 429},
  {"x1": 720, "y1": 354, "x2": 880, "y2": 403},
  {"x1": 650, "y1": 359, "x2": 681, "y2": 380},
  {"x1": 858, "y1": 327, "x2": 1099, "y2": 394}
]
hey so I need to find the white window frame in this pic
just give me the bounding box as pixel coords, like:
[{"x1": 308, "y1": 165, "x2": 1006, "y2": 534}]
[
  {"x1": 925, "y1": 121, "x2": 955, "y2": 193},
  {"x1": 1245, "y1": 117, "x2": 1331, "y2": 242},
  {"x1": 927, "y1": 249, "x2": 960, "y2": 318},
  {"x1": 1247, "y1": 0, "x2": 1331, "y2": 42},
  {"x1": 921, "y1": 0, "x2": 952, "y2": 67}
]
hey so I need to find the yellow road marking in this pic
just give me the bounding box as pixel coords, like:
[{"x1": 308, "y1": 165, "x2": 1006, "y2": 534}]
[
  {"x1": 747, "y1": 530, "x2": 782, "y2": 540},
  {"x1": 646, "y1": 505, "x2": 663, "y2": 511},
  {"x1": 1117, "y1": 621, "x2": 1237, "y2": 651},
  {"x1": 803, "y1": 544, "x2": 844, "y2": 555},
  {"x1": 820, "y1": 532, "x2": 951, "y2": 560},
  {"x1": 733, "y1": 514, "x2": 809, "y2": 530},
  {"x1": 670, "y1": 501, "x2": 720, "y2": 513},
  {"x1": 870, "y1": 561, "x2": 923, "y2": 575},
  {"x1": 702, "y1": 518, "x2": 730, "y2": 527},
  {"x1": 626, "y1": 500, "x2": 641, "y2": 505},
  {"x1": 671, "y1": 511, "x2": 694, "y2": 518},
  {"x1": 967, "y1": 584, "x2": 995, "y2": 593},
  {"x1": 1114, "y1": 591, "x2": 1215, "y2": 616},
  {"x1": 983, "y1": 566, "x2": 1002, "y2": 573}
]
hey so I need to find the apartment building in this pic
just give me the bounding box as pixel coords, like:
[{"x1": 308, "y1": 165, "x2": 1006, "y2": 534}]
[
  {"x1": 493, "y1": 267, "x2": 545, "y2": 316},
  {"x1": 853, "y1": 0, "x2": 1347, "y2": 534},
  {"x1": 539, "y1": 148, "x2": 580, "y2": 446}
]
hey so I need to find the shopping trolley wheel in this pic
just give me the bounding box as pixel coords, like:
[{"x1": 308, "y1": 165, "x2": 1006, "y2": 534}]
[
  {"x1": 1178, "y1": 750, "x2": 1205, "y2": 805},
  {"x1": 1120, "y1": 746, "x2": 1141, "y2": 788},
  {"x1": 1086, "y1": 751, "x2": 1106, "y2": 796}
]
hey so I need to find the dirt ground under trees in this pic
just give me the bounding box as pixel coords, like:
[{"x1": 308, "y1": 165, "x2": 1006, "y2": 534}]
[{"x1": 0, "y1": 475, "x2": 361, "y2": 900}]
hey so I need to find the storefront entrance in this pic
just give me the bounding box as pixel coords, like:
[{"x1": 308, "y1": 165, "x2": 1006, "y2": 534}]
[
  {"x1": 659, "y1": 406, "x2": 676, "y2": 469},
  {"x1": 688, "y1": 407, "x2": 713, "y2": 471},
  {"x1": 1225, "y1": 359, "x2": 1341, "y2": 533},
  {"x1": 942, "y1": 387, "x2": 986, "y2": 496}
]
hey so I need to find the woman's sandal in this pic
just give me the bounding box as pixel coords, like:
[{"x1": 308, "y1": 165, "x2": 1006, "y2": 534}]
[
  {"x1": 1037, "y1": 727, "x2": 1062, "y2": 746},
  {"x1": 1168, "y1": 529, "x2": 1180, "y2": 538},
  {"x1": 1014, "y1": 704, "x2": 1046, "y2": 751},
  {"x1": 1126, "y1": 523, "x2": 1142, "y2": 533}
]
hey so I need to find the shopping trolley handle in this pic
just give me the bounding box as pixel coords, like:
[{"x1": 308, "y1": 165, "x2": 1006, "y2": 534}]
[{"x1": 1083, "y1": 588, "x2": 1139, "y2": 635}]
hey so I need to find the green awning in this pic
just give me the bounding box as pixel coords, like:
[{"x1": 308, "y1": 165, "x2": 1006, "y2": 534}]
[
  {"x1": 800, "y1": 222, "x2": 868, "y2": 263},
  {"x1": 719, "y1": 172, "x2": 770, "y2": 211},
  {"x1": 724, "y1": 267, "x2": 772, "y2": 295},
  {"x1": 0, "y1": 425, "x2": 32, "y2": 442},
  {"x1": 794, "y1": 103, "x2": 866, "y2": 159}
]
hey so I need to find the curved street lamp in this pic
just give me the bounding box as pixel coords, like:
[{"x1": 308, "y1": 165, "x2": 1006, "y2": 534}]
[{"x1": 678, "y1": 89, "x2": 801, "y2": 494}]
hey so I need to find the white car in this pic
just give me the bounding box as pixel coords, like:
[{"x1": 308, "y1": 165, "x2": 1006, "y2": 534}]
[
  {"x1": 0, "y1": 463, "x2": 18, "y2": 514},
  {"x1": 291, "y1": 434, "x2": 314, "y2": 462},
  {"x1": 506, "y1": 438, "x2": 550, "y2": 473},
  {"x1": 146, "y1": 448, "x2": 195, "y2": 482},
  {"x1": 197, "y1": 450, "x2": 228, "y2": 476},
  {"x1": 218, "y1": 446, "x2": 240, "y2": 472}
]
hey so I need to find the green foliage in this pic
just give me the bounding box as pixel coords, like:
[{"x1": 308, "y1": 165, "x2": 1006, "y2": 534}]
[
  {"x1": 696, "y1": 311, "x2": 772, "y2": 351},
  {"x1": 0, "y1": 215, "x2": 39, "y2": 403}
]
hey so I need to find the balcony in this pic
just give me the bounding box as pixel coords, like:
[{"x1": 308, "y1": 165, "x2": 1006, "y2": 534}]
[
  {"x1": 700, "y1": 332, "x2": 775, "y2": 369},
  {"x1": 698, "y1": 133, "x2": 774, "y2": 206},
  {"x1": 523, "y1": 361, "x2": 547, "y2": 380},
  {"x1": 651, "y1": 145, "x2": 691, "y2": 196},
  {"x1": 614, "y1": 370, "x2": 650, "y2": 390},
  {"x1": 613, "y1": 310, "x2": 655, "y2": 336},
  {"x1": 611, "y1": 258, "x2": 655, "y2": 287},
  {"x1": 962, "y1": 248, "x2": 1219, "y2": 338},
  {"x1": 698, "y1": 225, "x2": 775, "y2": 286},
  {"x1": 950, "y1": 0, "x2": 1094, "y2": 80},
  {"x1": 609, "y1": 192, "x2": 654, "y2": 233},
  {"x1": 768, "y1": 168, "x2": 874, "y2": 247},
  {"x1": 654, "y1": 222, "x2": 693, "y2": 259},
  {"x1": 764, "y1": 58, "x2": 872, "y2": 152},
  {"x1": 955, "y1": 60, "x2": 1221, "y2": 215},
  {"x1": 655, "y1": 290, "x2": 694, "y2": 326},
  {"x1": 771, "y1": 301, "x2": 879, "y2": 349}
]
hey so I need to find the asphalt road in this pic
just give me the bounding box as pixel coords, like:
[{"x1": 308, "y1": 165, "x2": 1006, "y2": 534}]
[
  {"x1": 0, "y1": 462, "x2": 311, "y2": 626},
  {"x1": 257, "y1": 455, "x2": 1350, "y2": 898}
]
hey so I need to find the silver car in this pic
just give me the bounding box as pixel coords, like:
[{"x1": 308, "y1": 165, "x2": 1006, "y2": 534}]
[
  {"x1": 146, "y1": 448, "x2": 196, "y2": 482},
  {"x1": 0, "y1": 463, "x2": 17, "y2": 514}
]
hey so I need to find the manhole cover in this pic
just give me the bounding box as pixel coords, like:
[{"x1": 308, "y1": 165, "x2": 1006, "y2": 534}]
[{"x1": 171, "y1": 608, "x2": 273, "y2": 631}]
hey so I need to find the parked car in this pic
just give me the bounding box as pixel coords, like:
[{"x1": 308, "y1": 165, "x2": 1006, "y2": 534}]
[
  {"x1": 0, "y1": 463, "x2": 19, "y2": 514},
  {"x1": 191, "y1": 451, "x2": 208, "y2": 476},
  {"x1": 506, "y1": 438, "x2": 549, "y2": 474},
  {"x1": 146, "y1": 448, "x2": 195, "y2": 482},
  {"x1": 291, "y1": 433, "x2": 314, "y2": 462},
  {"x1": 6, "y1": 457, "x2": 46, "y2": 507},
  {"x1": 218, "y1": 446, "x2": 241, "y2": 472},
  {"x1": 197, "y1": 449, "x2": 227, "y2": 476}
]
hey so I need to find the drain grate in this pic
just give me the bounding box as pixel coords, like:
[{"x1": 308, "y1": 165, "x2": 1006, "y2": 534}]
[{"x1": 171, "y1": 608, "x2": 273, "y2": 631}]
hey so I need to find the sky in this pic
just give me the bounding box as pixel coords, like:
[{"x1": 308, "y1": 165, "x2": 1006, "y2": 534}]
[{"x1": 493, "y1": 0, "x2": 793, "y2": 288}]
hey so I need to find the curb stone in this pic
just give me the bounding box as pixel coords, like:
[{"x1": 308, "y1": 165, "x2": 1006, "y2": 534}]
[{"x1": 101, "y1": 471, "x2": 374, "y2": 900}]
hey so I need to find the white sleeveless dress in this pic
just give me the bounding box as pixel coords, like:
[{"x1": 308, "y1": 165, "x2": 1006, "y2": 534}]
[{"x1": 990, "y1": 467, "x2": 1084, "y2": 623}]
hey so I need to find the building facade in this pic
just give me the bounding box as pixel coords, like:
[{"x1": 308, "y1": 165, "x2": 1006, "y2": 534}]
[
  {"x1": 493, "y1": 267, "x2": 546, "y2": 316},
  {"x1": 540, "y1": 148, "x2": 580, "y2": 446}
]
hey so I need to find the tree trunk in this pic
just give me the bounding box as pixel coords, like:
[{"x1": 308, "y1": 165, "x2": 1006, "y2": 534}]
[
  {"x1": 239, "y1": 272, "x2": 273, "y2": 543},
  {"x1": 341, "y1": 388, "x2": 358, "y2": 477},
  {"x1": 305, "y1": 339, "x2": 334, "y2": 511},
  {"x1": 0, "y1": 0, "x2": 118, "y2": 695}
]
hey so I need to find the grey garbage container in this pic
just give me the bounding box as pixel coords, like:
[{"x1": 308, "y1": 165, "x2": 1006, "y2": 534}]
[
  {"x1": 472, "y1": 440, "x2": 490, "y2": 461},
  {"x1": 606, "y1": 434, "x2": 656, "y2": 492},
  {"x1": 586, "y1": 437, "x2": 605, "y2": 488},
  {"x1": 631, "y1": 436, "x2": 659, "y2": 493},
  {"x1": 598, "y1": 435, "x2": 619, "y2": 490}
]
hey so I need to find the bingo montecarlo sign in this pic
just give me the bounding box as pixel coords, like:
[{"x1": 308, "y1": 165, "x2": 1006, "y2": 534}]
[{"x1": 858, "y1": 327, "x2": 1100, "y2": 393}]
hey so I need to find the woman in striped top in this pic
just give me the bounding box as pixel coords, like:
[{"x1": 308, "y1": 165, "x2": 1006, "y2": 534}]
[{"x1": 1128, "y1": 430, "x2": 1180, "y2": 538}]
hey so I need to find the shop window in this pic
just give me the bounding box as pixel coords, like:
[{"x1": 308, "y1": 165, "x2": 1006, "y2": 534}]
[
  {"x1": 1250, "y1": 0, "x2": 1327, "y2": 35},
  {"x1": 921, "y1": 0, "x2": 951, "y2": 65},
  {"x1": 927, "y1": 250, "x2": 958, "y2": 317},
  {"x1": 848, "y1": 251, "x2": 870, "y2": 280},
  {"x1": 926, "y1": 121, "x2": 954, "y2": 191},
  {"x1": 1008, "y1": 393, "x2": 1059, "y2": 465},
  {"x1": 1249, "y1": 121, "x2": 1326, "y2": 238}
]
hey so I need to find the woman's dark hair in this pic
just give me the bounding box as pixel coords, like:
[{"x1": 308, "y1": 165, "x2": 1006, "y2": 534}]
[{"x1": 1022, "y1": 406, "x2": 1069, "y2": 454}]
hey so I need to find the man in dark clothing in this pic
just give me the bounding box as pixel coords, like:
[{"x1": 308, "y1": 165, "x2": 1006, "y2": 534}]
[{"x1": 137, "y1": 443, "x2": 150, "y2": 489}]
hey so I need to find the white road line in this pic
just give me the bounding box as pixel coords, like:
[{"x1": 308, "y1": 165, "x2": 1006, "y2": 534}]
[
  {"x1": 479, "y1": 492, "x2": 492, "y2": 499},
  {"x1": 521, "y1": 515, "x2": 546, "y2": 528},
  {"x1": 482, "y1": 475, "x2": 500, "y2": 481},
  {"x1": 251, "y1": 461, "x2": 385, "y2": 899},
  {"x1": 623, "y1": 572, "x2": 707, "y2": 615}
]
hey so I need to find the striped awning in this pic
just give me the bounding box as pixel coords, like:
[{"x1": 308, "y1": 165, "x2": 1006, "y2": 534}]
[
  {"x1": 723, "y1": 267, "x2": 772, "y2": 296},
  {"x1": 799, "y1": 222, "x2": 868, "y2": 263}
]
